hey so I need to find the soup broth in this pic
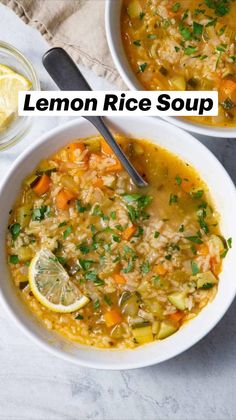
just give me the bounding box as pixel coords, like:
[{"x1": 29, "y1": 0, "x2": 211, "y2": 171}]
[{"x1": 6, "y1": 136, "x2": 226, "y2": 348}]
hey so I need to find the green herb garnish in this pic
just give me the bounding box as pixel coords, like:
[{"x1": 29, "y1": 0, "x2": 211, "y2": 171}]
[{"x1": 9, "y1": 223, "x2": 21, "y2": 240}]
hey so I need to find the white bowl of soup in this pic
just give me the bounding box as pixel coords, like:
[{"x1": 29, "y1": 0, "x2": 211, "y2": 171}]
[
  {"x1": 106, "y1": 0, "x2": 236, "y2": 137},
  {"x1": 0, "y1": 116, "x2": 235, "y2": 369}
]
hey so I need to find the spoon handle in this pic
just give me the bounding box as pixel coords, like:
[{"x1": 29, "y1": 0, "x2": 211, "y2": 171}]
[{"x1": 43, "y1": 47, "x2": 148, "y2": 188}]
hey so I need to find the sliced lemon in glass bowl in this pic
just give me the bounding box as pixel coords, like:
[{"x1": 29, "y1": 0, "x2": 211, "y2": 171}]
[
  {"x1": 29, "y1": 249, "x2": 90, "y2": 313},
  {"x1": 0, "y1": 67, "x2": 32, "y2": 131}
]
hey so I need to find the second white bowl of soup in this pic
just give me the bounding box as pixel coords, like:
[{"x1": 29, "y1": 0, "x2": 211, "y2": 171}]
[
  {"x1": 0, "y1": 117, "x2": 236, "y2": 369},
  {"x1": 106, "y1": 0, "x2": 236, "y2": 137}
]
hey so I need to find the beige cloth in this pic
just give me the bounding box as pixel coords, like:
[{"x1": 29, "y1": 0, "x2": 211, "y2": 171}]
[{"x1": 2, "y1": 0, "x2": 126, "y2": 88}]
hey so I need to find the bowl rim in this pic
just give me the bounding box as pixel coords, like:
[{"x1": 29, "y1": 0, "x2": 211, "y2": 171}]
[
  {"x1": 1, "y1": 116, "x2": 236, "y2": 370},
  {"x1": 105, "y1": 0, "x2": 236, "y2": 138}
]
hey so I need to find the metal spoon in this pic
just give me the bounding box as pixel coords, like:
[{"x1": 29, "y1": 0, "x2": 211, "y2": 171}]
[{"x1": 42, "y1": 47, "x2": 147, "y2": 188}]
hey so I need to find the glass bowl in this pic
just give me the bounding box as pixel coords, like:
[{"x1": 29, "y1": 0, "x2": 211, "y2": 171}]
[{"x1": 0, "y1": 41, "x2": 40, "y2": 151}]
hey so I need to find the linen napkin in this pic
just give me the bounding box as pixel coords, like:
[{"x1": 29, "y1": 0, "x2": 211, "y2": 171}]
[{"x1": 2, "y1": 0, "x2": 126, "y2": 88}]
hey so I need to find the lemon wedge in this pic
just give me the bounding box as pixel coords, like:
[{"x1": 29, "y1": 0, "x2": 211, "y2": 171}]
[
  {"x1": 0, "y1": 65, "x2": 32, "y2": 131},
  {"x1": 29, "y1": 249, "x2": 90, "y2": 313}
]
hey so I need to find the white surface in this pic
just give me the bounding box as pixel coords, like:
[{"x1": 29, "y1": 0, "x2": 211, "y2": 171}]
[{"x1": 0, "y1": 3, "x2": 236, "y2": 419}]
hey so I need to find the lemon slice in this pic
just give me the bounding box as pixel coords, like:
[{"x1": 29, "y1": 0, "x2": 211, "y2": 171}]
[
  {"x1": 0, "y1": 66, "x2": 32, "y2": 131},
  {"x1": 29, "y1": 249, "x2": 90, "y2": 313}
]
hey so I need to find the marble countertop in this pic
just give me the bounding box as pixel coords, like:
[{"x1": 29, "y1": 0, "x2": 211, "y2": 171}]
[{"x1": 0, "y1": 3, "x2": 236, "y2": 419}]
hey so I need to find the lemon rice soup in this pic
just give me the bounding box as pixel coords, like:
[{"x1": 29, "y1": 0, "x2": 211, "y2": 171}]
[
  {"x1": 121, "y1": 0, "x2": 236, "y2": 127},
  {"x1": 6, "y1": 136, "x2": 230, "y2": 349}
]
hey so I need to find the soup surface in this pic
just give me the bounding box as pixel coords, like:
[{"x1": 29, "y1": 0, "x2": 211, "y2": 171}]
[
  {"x1": 7, "y1": 136, "x2": 228, "y2": 348},
  {"x1": 121, "y1": 0, "x2": 236, "y2": 127}
]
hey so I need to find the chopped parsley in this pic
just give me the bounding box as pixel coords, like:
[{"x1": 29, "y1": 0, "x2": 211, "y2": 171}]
[
  {"x1": 179, "y1": 224, "x2": 185, "y2": 232},
  {"x1": 77, "y1": 242, "x2": 90, "y2": 254},
  {"x1": 175, "y1": 175, "x2": 182, "y2": 186},
  {"x1": 138, "y1": 63, "x2": 148, "y2": 73},
  {"x1": 190, "y1": 190, "x2": 204, "y2": 199},
  {"x1": 9, "y1": 223, "x2": 21, "y2": 240},
  {"x1": 133, "y1": 40, "x2": 141, "y2": 46},
  {"x1": 140, "y1": 261, "x2": 150, "y2": 274},
  {"x1": 76, "y1": 200, "x2": 90, "y2": 213},
  {"x1": 191, "y1": 261, "x2": 199, "y2": 275},
  {"x1": 9, "y1": 255, "x2": 19, "y2": 264},
  {"x1": 201, "y1": 282, "x2": 214, "y2": 289},
  {"x1": 169, "y1": 194, "x2": 178, "y2": 205},
  {"x1": 193, "y1": 21, "x2": 203, "y2": 36},
  {"x1": 93, "y1": 299, "x2": 100, "y2": 310},
  {"x1": 32, "y1": 205, "x2": 50, "y2": 221},
  {"x1": 104, "y1": 295, "x2": 112, "y2": 306},
  {"x1": 112, "y1": 234, "x2": 121, "y2": 243},
  {"x1": 79, "y1": 259, "x2": 94, "y2": 270},
  {"x1": 63, "y1": 225, "x2": 73, "y2": 238},
  {"x1": 186, "y1": 236, "x2": 203, "y2": 244},
  {"x1": 110, "y1": 211, "x2": 117, "y2": 220},
  {"x1": 75, "y1": 314, "x2": 84, "y2": 320},
  {"x1": 205, "y1": 0, "x2": 231, "y2": 17},
  {"x1": 184, "y1": 46, "x2": 198, "y2": 55},
  {"x1": 172, "y1": 2, "x2": 181, "y2": 12}
]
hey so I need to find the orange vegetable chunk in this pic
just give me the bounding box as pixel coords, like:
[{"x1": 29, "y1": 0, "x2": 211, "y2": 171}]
[
  {"x1": 122, "y1": 225, "x2": 136, "y2": 241},
  {"x1": 113, "y1": 273, "x2": 126, "y2": 285},
  {"x1": 104, "y1": 309, "x2": 123, "y2": 327},
  {"x1": 33, "y1": 174, "x2": 51, "y2": 196},
  {"x1": 56, "y1": 189, "x2": 75, "y2": 210}
]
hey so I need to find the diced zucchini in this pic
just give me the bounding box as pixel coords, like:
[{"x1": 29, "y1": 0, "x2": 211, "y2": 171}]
[
  {"x1": 110, "y1": 324, "x2": 126, "y2": 339},
  {"x1": 132, "y1": 325, "x2": 153, "y2": 344},
  {"x1": 16, "y1": 204, "x2": 32, "y2": 228},
  {"x1": 84, "y1": 137, "x2": 101, "y2": 152},
  {"x1": 17, "y1": 246, "x2": 32, "y2": 262},
  {"x1": 195, "y1": 271, "x2": 218, "y2": 289},
  {"x1": 168, "y1": 292, "x2": 187, "y2": 311},
  {"x1": 170, "y1": 75, "x2": 186, "y2": 91},
  {"x1": 157, "y1": 321, "x2": 177, "y2": 339},
  {"x1": 145, "y1": 299, "x2": 163, "y2": 317},
  {"x1": 127, "y1": 0, "x2": 142, "y2": 18},
  {"x1": 121, "y1": 294, "x2": 140, "y2": 316},
  {"x1": 131, "y1": 320, "x2": 151, "y2": 328},
  {"x1": 37, "y1": 159, "x2": 57, "y2": 175},
  {"x1": 102, "y1": 175, "x2": 116, "y2": 188},
  {"x1": 24, "y1": 174, "x2": 40, "y2": 187},
  {"x1": 152, "y1": 320, "x2": 160, "y2": 334},
  {"x1": 209, "y1": 234, "x2": 225, "y2": 253},
  {"x1": 61, "y1": 175, "x2": 79, "y2": 194}
]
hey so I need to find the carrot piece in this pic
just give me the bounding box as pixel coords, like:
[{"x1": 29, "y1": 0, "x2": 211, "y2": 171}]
[
  {"x1": 56, "y1": 189, "x2": 75, "y2": 210},
  {"x1": 67, "y1": 142, "x2": 85, "y2": 153},
  {"x1": 113, "y1": 273, "x2": 126, "y2": 285},
  {"x1": 181, "y1": 180, "x2": 193, "y2": 193},
  {"x1": 93, "y1": 178, "x2": 104, "y2": 188},
  {"x1": 122, "y1": 225, "x2": 136, "y2": 241},
  {"x1": 210, "y1": 257, "x2": 221, "y2": 276},
  {"x1": 220, "y1": 79, "x2": 236, "y2": 103},
  {"x1": 169, "y1": 311, "x2": 184, "y2": 323},
  {"x1": 104, "y1": 161, "x2": 123, "y2": 173},
  {"x1": 33, "y1": 174, "x2": 51, "y2": 195},
  {"x1": 67, "y1": 142, "x2": 88, "y2": 162},
  {"x1": 104, "y1": 309, "x2": 123, "y2": 327},
  {"x1": 155, "y1": 264, "x2": 167, "y2": 276},
  {"x1": 197, "y1": 244, "x2": 209, "y2": 256},
  {"x1": 101, "y1": 138, "x2": 114, "y2": 156},
  {"x1": 101, "y1": 138, "x2": 123, "y2": 172}
]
